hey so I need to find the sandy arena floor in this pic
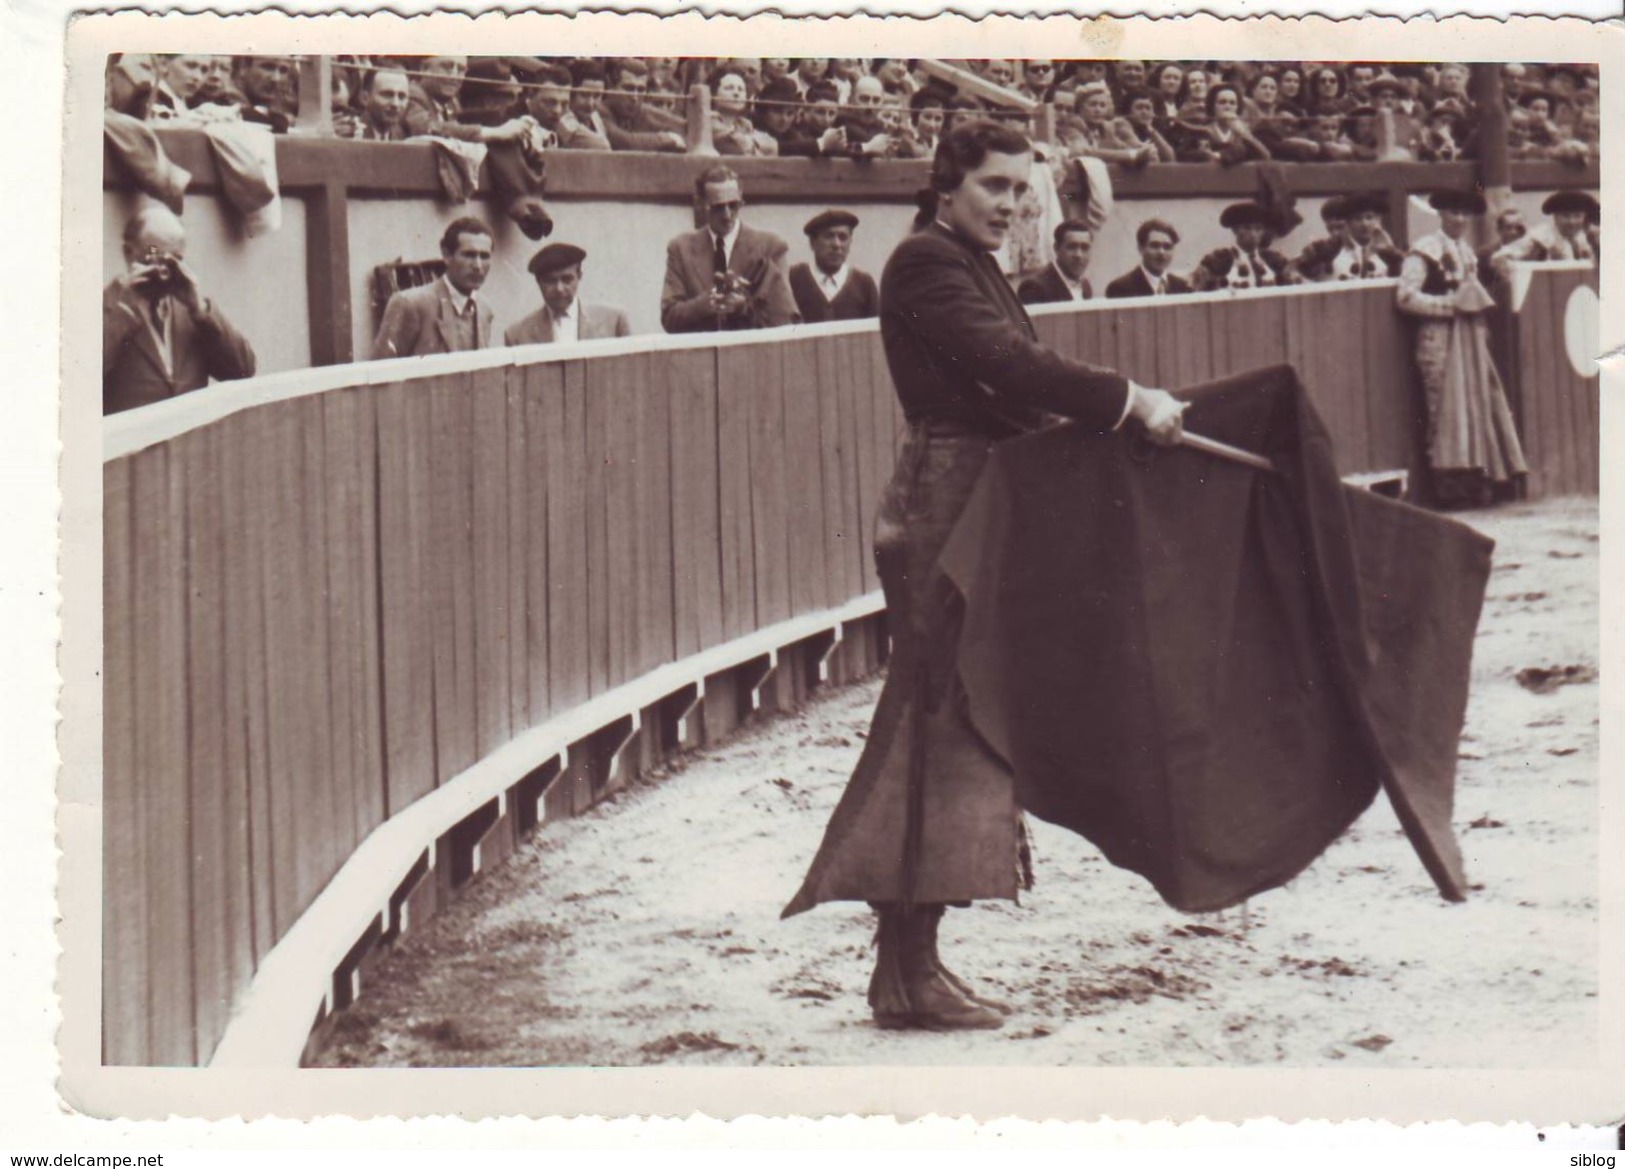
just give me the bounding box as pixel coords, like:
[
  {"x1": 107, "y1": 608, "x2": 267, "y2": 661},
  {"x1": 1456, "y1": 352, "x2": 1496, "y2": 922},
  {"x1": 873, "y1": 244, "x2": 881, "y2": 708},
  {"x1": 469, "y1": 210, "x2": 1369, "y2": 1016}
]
[{"x1": 313, "y1": 497, "x2": 1600, "y2": 1069}]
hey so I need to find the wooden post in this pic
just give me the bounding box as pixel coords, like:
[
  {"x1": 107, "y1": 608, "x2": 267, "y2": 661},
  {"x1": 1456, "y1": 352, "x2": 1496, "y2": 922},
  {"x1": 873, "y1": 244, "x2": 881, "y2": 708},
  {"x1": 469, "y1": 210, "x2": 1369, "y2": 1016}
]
[
  {"x1": 1035, "y1": 102, "x2": 1057, "y2": 146},
  {"x1": 1471, "y1": 63, "x2": 1512, "y2": 248},
  {"x1": 686, "y1": 84, "x2": 718, "y2": 157},
  {"x1": 293, "y1": 56, "x2": 334, "y2": 137}
]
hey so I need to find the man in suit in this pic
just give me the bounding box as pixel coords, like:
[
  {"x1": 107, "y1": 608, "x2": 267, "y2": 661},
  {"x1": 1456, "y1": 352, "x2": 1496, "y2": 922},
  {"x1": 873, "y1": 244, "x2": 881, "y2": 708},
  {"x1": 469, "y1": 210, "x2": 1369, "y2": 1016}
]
[
  {"x1": 355, "y1": 66, "x2": 412, "y2": 141},
  {"x1": 505, "y1": 243, "x2": 632, "y2": 346},
  {"x1": 402, "y1": 54, "x2": 532, "y2": 145},
  {"x1": 517, "y1": 63, "x2": 612, "y2": 152},
  {"x1": 789, "y1": 209, "x2": 879, "y2": 323},
  {"x1": 104, "y1": 207, "x2": 256, "y2": 416},
  {"x1": 660, "y1": 165, "x2": 797, "y2": 333},
  {"x1": 373, "y1": 216, "x2": 497, "y2": 359},
  {"x1": 1018, "y1": 219, "x2": 1095, "y2": 304},
  {"x1": 1105, "y1": 218, "x2": 1192, "y2": 298},
  {"x1": 599, "y1": 58, "x2": 688, "y2": 152}
]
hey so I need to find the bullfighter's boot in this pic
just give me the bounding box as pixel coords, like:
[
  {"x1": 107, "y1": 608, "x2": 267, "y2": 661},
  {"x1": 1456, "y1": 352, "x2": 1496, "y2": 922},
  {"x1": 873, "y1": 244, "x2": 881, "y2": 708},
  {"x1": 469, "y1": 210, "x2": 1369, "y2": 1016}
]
[
  {"x1": 920, "y1": 905, "x2": 1012, "y2": 1015},
  {"x1": 868, "y1": 904, "x2": 1003, "y2": 1031}
]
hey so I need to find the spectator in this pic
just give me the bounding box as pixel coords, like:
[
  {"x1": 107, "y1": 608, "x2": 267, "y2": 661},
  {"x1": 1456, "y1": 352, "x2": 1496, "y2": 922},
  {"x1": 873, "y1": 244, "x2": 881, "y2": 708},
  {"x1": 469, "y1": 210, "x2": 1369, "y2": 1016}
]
[
  {"x1": 660, "y1": 164, "x2": 796, "y2": 333},
  {"x1": 505, "y1": 243, "x2": 631, "y2": 346},
  {"x1": 568, "y1": 61, "x2": 619, "y2": 144},
  {"x1": 1150, "y1": 62, "x2": 1185, "y2": 122},
  {"x1": 104, "y1": 206, "x2": 256, "y2": 415},
  {"x1": 1276, "y1": 66, "x2": 1306, "y2": 112},
  {"x1": 911, "y1": 90, "x2": 947, "y2": 156},
  {"x1": 1414, "y1": 100, "x2": 1473, "y2": 161},
  {"x1": 1018, "y1": 219, "x2": 1095, "y2": 304},
  {"x1": 829, "y1": 58, "x2": 866, "y2": 102},
  {"x1": 372, "y1": 216, "x2": 496, "y2": 359},
  {"x1": 405, "y1": 54, "x2": 532, "y2": 144},
  {"x1": 601, "y1": 59, "x2": 688, "y2": 152},
  {"x1": 522, "y1": 63, "x2": 612, "y2": 150},
  {"x1": 1117, "y1": 89, "x2": 1176, "y2": 161},
  {"x1": 1304, "y1": 66, "x2": 1349, "y2": 118},
  {"x1": 1112, "y1": 60, "x2": 1148, "y2": 97},
  {"x1": 878, "y1": 93, "x2": 927, "y2": 158},
  {"x1": 792, "y1": 58, "x2": 830, "y2": 97},
  {"x1": 1106, "y1": 219, "x2": 1192, "y2": 298},
  {"x1": 1175, "y1": 67, "x2": 1212, "y2": 121},
  {"x1": 329, "y1": 73, "x2": 360, "y2": 139},
  {"x1": 1366, "y1": 72, "x2": 1420, "y2": 157},
  {"x1": 146, "y1": 54, "x2": 213, "y2": 121},
  {"x1": 874, "y1": 58, "x2": 917, "y2": 96},
  {"x1": 1478, "y1": 207, "x2": 1527, "y2": 285},
  {"x1": 347, "y1": 66, "x2": 411, "y2": 140},
  {"x1": 1434, "y1": 62, "x2": 1474, "y2": 116},
  {"x1": 1345, "y1": 63, "x2": 1379, "y2": 105},
  {"x1": 1326, "y1": 193, "x2": 1404, "y2": 279},
  {"x1": 1059, "y1": 81, "x2": 1155, "y2": 166},
  {"x1": 710, "y1": 69, "x2": 778, "y2": 156},
  {"x1": 1492, "y1": 191, "x2": 1599, "y2": 269},
  {"x1": 789, "y1": 209, "x2": 879, "y2": 323},
  {"x1": 1019, "y1": 60, "x2": 1058, "y2": 103},
  {"x1": 233, "y1": 55, "x2": 299, "y2": 128},
  {"x1": 458, "y1": 57, "x2": 524, "y2": 127},
  {"x1": 943, "y1": 95, "x2": 986, "y2": 136},
  {"x1": 754, "y1": 78, "x2": 808, "y2": 154},
  {"x1": 1073, "y1": 60, "x2": 1111, "y2": 89},
  {"x1": 837, "y1": 75, "x2": 894, "y2": 157},
  {"x1": 1178, "y1": 83, "x2": 1271, "y2": 164},
  {"x1": 724, "y1": 57, "x2": 765, "y2": 96},
  {"x1": 799, "y1": 81, "x2": 847, "y2": 150},
  {"x1": 1343, "y1": 105, "x2": 1385, "y2": 161},
  {"x1": 106, "y1": 53, "x2": 159, "y2": 118},
  {"x1": 189, "y1": 56, "x2": 243, "y2": 110},
  {"x1": 981, "y1": 59, "x2": 1017, "y2": 91},
  {"x1": 762, "y1": 58, "x2": 793, "y2": 87},
  {"x1": 1192, "y1": 201, "x2": 1291, "y2": 290}
]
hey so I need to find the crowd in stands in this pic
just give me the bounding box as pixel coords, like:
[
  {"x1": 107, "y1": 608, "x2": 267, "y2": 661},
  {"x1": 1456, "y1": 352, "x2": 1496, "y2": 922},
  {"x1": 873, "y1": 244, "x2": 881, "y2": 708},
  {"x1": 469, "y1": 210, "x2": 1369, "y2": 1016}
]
[{"x1": 106, "y1": 54, "x2": 1601, "y2": 166}]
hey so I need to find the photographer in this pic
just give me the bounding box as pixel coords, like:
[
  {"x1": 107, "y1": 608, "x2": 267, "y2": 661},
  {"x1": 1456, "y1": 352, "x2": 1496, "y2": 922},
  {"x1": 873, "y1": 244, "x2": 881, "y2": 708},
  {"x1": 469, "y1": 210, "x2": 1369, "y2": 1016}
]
[
  {"x1": 659, "y1": 165, "x2": 796, "y2": 333},
  {"x1": 103, "y1": 207, "x2": 256, "y2": 416}
]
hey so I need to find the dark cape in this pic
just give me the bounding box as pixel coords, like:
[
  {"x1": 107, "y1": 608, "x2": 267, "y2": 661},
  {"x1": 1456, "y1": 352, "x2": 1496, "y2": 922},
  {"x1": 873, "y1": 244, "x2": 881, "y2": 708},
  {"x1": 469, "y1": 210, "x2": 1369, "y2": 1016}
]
[{"x1": 787, "y1": 362, "x2": 1488, "y2": 917}]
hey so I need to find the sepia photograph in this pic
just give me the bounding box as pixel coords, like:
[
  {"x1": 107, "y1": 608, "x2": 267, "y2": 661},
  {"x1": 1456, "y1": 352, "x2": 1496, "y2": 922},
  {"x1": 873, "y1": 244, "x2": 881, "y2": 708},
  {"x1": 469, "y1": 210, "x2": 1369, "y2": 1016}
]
[{"x1": 47, "y1": 8, "x2": 1621, "y2": 1127}]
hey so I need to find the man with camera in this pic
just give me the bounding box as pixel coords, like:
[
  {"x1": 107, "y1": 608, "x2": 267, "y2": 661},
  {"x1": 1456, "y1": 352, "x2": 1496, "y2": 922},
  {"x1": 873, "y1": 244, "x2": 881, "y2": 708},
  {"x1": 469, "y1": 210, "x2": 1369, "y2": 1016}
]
[
  {"x1": 103, "y1": 207, "x2": 257, "y2": 416},
  {"x1": 659, "y1": 164, "x2": 796, "y2": 333}
]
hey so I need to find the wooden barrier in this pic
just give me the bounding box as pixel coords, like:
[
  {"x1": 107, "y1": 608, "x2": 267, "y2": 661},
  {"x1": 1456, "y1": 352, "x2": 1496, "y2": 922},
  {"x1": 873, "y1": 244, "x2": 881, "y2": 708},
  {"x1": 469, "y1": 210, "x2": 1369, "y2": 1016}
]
[
  {"x1": 1495, "y1": 262, "x2": 1601, "y2": 500},
  {"x1": 102, "y1": 275, "x2": 1592, "y2": 1066}
]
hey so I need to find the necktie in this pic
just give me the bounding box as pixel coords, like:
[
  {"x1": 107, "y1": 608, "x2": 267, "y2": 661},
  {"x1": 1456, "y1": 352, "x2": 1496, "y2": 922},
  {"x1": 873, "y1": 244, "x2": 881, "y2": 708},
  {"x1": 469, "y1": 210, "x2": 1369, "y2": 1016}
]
[
  {"x1": 466, "y1": 297, "x2": 480, "y2": 349},
  {"x1": 147, "y1": 295, "x2": 174, "y2": 375},
  {"x1": 1154, "y1": 277, "x2": 1165, "y2": 296},
  {"x1": 713, "y1": 233, "x2": 728, "y2": 276}
]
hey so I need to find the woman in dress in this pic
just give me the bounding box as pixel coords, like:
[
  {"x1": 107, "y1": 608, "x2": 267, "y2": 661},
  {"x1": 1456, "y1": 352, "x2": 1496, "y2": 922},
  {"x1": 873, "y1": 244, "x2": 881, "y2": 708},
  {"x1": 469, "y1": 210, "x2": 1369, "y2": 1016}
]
[
  {"x1": 1177, "y1": 83, "x2": 1272, "y2": 164},
  {"x1": 1396, "y1": 190, "x2": 1528, "y2": 507},
  {"x1": 781, "y1": 120, "x2": 1186, "y2": 1031}
]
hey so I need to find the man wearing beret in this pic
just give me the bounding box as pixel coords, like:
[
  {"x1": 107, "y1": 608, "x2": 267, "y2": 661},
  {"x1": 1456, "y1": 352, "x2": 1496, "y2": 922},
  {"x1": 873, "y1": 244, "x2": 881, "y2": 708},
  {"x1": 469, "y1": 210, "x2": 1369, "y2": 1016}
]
[
  {"x1": 1191, "y1": 201, "x2": 1293, "y2": 292},
  {"x1": 1491, "y1": 191, "x2": 1599, "y2": 271},
  {"x1": 505, "y1": 243, "x2": 632, "y2": 346},
  {"x1": 789, "y1": 210, "x2": 879, "y2": 323}
]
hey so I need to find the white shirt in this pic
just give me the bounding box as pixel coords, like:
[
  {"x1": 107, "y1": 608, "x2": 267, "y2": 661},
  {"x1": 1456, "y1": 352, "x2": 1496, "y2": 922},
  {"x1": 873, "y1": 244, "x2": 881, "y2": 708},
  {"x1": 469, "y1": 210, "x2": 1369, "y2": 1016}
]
[
  {"x1": 1141, "y1": 266, "x2": 1171, "y2": 295},
  {"x1": 441, "y1": 276, "x2": 480, "y2": 318},
  {"x1": 549, "y1": 300, "x2": 579, "y2": 344},
  {"x1": 710, "y1": 223, "x2": 742, "y2": 268},
  {"x1": 1053, "y1": 262, "x2": 1088, "y2": 301},
  {"x1": 815, "y1": 263, "x2": 850, "y2": 299}
]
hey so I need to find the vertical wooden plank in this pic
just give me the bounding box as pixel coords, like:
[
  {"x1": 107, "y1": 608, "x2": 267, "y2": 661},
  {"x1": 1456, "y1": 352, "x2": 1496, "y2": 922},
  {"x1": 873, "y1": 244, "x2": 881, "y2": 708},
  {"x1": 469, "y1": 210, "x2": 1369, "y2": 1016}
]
[
  {"x1": 843, "y1": 334, "x2": 879, "y2": 597},
  {"x1": 179, "y1": 426, "x2": 232, "y2": 1062},
  {"x1": 1115, "y1": 305, "x2": 1157, "y2": 394},
  {"x1": 102, "y1": 458, "x2": 148, "y2": 1065},
  {"x1": 545, "y1": 360, "x2": 592, "y2": 712},
  {"x1": 517, "y1": 363, "x2": 557, "y2": 723},
  {"x1": 599, "y1": 353, "x2": 641, "y2": 688},
  {"x1": 636, "y1": 353, "x2": 675, "y2": 672},
  {"x1": 350, "y1": 389, "x2": 386, "y2": 837},
  {"x1": 1517, "y1": 276, "x2": 1555, "y2": 498},
  {"x1": 228, "y1": 411, "x2": 277, "y2": 964},
  {"x1": 427, "y1": 376, "x2": 478, "y2": 781},
  {"x1": 1548, "y1": 271, "x2": 1585, "y2": 496},
  {"x1": 297, "y1": 397, "x2": 341, "y2": 906},
  {"x1": 665, "y1": 349, "x2": 724, "y2": 658},
  {"x1": 376, "y1": 381, "x2": 436, "y2": 814},
  {"x1": 129, "y1": 444, "x2": 194, "y2": 1064},
  {"x1": 716, "y1": 348, "x2": 757, "y2": 639},
  {"x1": 1575, "y1": 275, "x2": 1600, "y2": 494},
  {"x1": 814, "y1": 337, "x2": 858, "y2": 609},
  {"x1": 505, "y1": 369, "x2": 535, "y2": 732},
  {"x1": 739, "y1": 343, "x2": 791, "y2": 628},
  {"x1": 316, "y1": 394, "x2": 362, "y2": 870},
  {"x1": 781, "y1": 335, "x2": 829, "y2": 616},
  {"x1": 581, "y1": 357, "x2": 616, "y2": 693},
  {"x1": 470, "y1": 367, "x2": 513, "y2": 757}
]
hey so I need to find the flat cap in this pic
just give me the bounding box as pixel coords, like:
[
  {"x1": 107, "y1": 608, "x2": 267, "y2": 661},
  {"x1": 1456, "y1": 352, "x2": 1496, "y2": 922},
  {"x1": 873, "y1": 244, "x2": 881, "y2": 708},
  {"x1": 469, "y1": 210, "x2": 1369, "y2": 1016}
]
[
  {"x1": 527, "y1": 241, "x2": 587, "y2": 277},
  {"x1": 804, "y1": 208, "x2": 860, "y2": 237}
]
